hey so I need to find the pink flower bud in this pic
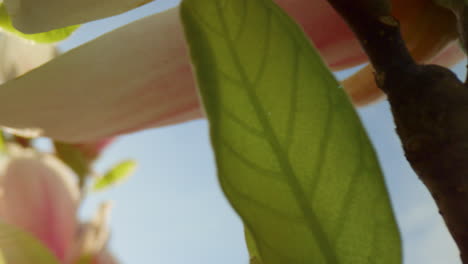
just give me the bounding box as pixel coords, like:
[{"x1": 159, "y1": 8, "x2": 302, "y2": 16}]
[{"x1": 0, "y1": 146, "x2": 79, "y2": 261}]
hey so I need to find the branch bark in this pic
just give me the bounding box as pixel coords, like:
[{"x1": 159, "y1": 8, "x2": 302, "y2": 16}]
[{"x1": 327, "y1": 0, "x2": 468, "y2": 262}]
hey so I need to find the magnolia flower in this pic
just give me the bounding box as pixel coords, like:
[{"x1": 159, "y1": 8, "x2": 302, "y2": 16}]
[
  {"x1": 0, "y1": 0, "x2": 463, "y2": 143},
  {"x1": 0, "y1": 32, "x2": 113, "y2": 162},
  {"x1": 0, "y1": 145, "x2": 117, "y2": 264}
]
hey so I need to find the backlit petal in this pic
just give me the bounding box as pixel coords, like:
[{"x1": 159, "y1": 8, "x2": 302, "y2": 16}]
[
  {"x1": 342, "y1": 65, "x2": 385, "y2": 107},
  {"x1": 0, "y1": 7, "x2": 203, "y2": 143},
  {"x1": 4, "y1": 0, "x2": 153, "y2": 33},
  {"x1": 429, "y1": 42, "x2": 465, "y2": 66},
  {"x1": 395, "y1": 0, "x2": 458, "y2": 62}
]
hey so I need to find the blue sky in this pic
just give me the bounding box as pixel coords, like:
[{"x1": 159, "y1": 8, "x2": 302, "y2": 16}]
[{"x1": 59, "y1": 1, "x2": 463, "y2": 263}]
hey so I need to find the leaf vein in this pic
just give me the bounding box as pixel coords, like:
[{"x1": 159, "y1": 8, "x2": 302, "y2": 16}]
[
  {"x1": 222, "y1": 174, "x2": 302, "y2": 222},
  {"x1": 333, "y1": 129, "x2": 365, "y2": 241},
  {"x1": 252, "y1": 11, "x2": 273, "y2": 88},
  {"x1": 221, "y1": 139, "x2": 283, "y2": 179},
  {"x1": 190, "y1": 8, "x2": 226, "y2": 39},
  {"x1": 308, "y1": 86, "x2": 335, "y2": 197},
  {"x1": 222, "y1": 108, "x2": 265, "y2": 138},
  {"x1": 284, "y1": 46, "x2": 301, "y2": 152},
  {"x1": 234, "y1": 0, "x2": 248, "y2": 41}
]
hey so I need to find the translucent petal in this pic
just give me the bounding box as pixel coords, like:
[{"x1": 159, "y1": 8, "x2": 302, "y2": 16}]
[
  {"x1": 4, "y1": 0, "x2": 153, "y2": 33},
  {"x1": 0, "y1": 7, "x2": 203, "y2": 142}
]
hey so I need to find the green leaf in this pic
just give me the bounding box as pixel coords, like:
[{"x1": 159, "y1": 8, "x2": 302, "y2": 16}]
[
  {"x1": 93, "y1": 160, "x2": 136, "y2": 191},
  {"x1": 0, "y1": 4, "x2": 78, "y2": 43},
  {"x1": 181, "y1": 0, "x2": 402, "y2": 263},
  {"x1": 0, "y1": 220, "x2": 60, "y2": 264}
]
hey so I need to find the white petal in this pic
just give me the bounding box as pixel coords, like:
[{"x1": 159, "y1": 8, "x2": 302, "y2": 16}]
[
  {"x1": 0, "y1": 7, "x2": 202, "y2": 143},
  {"x1": 4, "y1": 0, "x2": 154, "y2": 33},
  {"x1": 0, "y1": 33, "x2": 55, "y2": 82}
]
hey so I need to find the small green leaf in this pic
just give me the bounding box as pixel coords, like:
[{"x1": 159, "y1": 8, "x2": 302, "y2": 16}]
[
  {"x1": 181, "y1": 0, "x2": 402, "y2": 263},
  {"x1": 0, "y1": 4, "x2": 78, "y2": 43},
  {"x1": 0, "y1": 220, "x2": 60, "y2": 264},
  {"x1": 93, "y1": 160, "x2": 136, "y2": 191}
]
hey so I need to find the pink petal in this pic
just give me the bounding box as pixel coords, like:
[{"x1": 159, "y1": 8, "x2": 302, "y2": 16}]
[
  {"x1": 429, "y1": 41, "x2": 465, "y2": 66},
  {"x1": 0, "y1": 7, "x2": 203, "y2": 143},
  {"x1": 276, "y1": 0, "x2": 366, "y2": 70},
  {"x1": 0, "y1": 147, "x2": 79, "y2": 261},
  {"x1": 341, "y1": 65, "x2": 385, "y2": 107}
]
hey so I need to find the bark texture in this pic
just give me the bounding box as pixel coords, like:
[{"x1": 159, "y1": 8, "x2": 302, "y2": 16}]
[
  {"x1": 385, "y1": 64, "x2": 468, "y2": 263},
  {"x1": 327, "y1": 0, "x2": 468, "y2": 262}
]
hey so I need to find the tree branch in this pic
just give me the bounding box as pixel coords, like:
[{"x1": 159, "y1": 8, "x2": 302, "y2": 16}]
[{"x1": 327, "y1": 0, "x2": 468, "y2": 262}]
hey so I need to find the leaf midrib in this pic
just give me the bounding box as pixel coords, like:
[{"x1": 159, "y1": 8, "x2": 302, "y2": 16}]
[{"x1": 214, "y1": 1, "x2": 338, "y2": 263}]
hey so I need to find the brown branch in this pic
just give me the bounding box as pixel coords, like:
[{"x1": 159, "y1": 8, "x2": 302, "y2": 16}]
[
  {"x1": 326, "y1": 0, "x2": 414, "y2": 75},
  {"x1": 327, "y1": 0, "x2": 468, "y2": 262}
]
